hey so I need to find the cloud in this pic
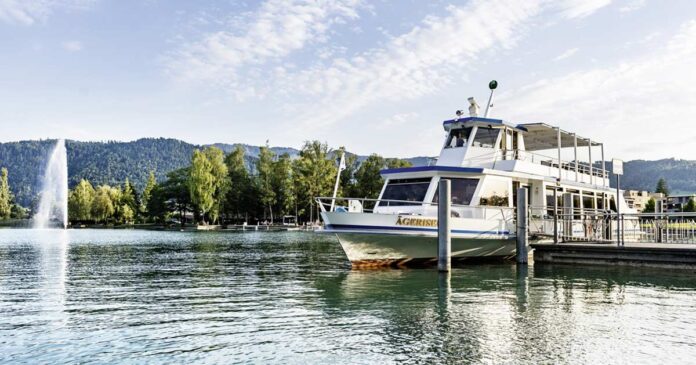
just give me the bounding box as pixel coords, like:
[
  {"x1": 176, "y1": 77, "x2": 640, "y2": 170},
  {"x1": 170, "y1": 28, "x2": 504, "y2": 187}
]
[
  {"x1": 619, "y1": 0, "x2": 646, "y2": 13},
  {"x1": 62, "y1": 40, "x2": 82, "y2": 52},
  {"x1": 281, "y1": 0, "x2": 546, "y2": 127},
  {"x1": 375, "y1": 112, "x2": 420, "y2": 130},
  {"x1": 553, "y1": 47, "x2": 579, "y2": 61},
  {"x1": 167, "y1": 0, "x2": 366, "y2": 92},
  {"x1": 496, "y1": 20, "x2": 696, "y2": 160},
  {"x1": 556, "y1": 0, "x2": 612, "y2": 19},
  {"x1": 0, "y1": 0, "x2": 94, "y2": 25}
]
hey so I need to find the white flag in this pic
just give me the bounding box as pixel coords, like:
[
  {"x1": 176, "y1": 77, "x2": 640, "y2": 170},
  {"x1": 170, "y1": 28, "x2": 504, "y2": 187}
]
[{"x1": 338, "y1": 152, "x2": 346, "y2": 172}]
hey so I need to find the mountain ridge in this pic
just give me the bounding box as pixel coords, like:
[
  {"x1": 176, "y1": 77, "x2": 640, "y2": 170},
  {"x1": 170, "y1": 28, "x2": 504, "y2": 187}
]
[{"x1": 0, "y1": 138, "x2": 693, "y2": 207}]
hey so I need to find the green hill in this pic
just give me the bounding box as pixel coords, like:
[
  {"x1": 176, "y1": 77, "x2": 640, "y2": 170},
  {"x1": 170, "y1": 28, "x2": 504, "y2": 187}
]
[{"x1": 1, "y1": 138, "x2": 694, "y2": 207}]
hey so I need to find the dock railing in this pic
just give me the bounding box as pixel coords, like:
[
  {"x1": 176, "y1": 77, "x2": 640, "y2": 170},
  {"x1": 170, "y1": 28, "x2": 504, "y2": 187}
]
[{"x1": 528, "y1": 206, "x2": 696, "y2": 244}]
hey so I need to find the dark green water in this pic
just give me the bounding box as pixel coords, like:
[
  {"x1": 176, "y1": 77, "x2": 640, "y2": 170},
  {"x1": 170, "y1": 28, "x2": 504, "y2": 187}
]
[{"x1": 1, "y1": 229, "x2": 695, "y2": 364}]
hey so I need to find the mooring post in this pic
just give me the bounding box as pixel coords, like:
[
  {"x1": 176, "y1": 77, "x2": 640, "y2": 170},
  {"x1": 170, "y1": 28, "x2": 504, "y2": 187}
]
[
  {"x1": 553, "y1": 187, "x2": 559, "y2": 244},
  {"x1": 563, "y1": 193, "x2": 573, "y2": 242},
  {"x1": 438, "y1": 179, "x2": 451, "y2": 272},
  {"x1": 656, "y1": 200, "x2": 663, "y2": 243},
  {"x1": 516, "y1": 188, "x2": 528, "y2": 264}
]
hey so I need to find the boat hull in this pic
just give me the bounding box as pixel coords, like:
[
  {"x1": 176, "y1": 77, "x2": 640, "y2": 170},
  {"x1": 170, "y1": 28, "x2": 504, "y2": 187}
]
[
  {"x1": 320, "y1": 211, "x2": 517, "y2": 268},
  {"x1": 334, "y1": 232, "x2": 516, "y2": 268}
]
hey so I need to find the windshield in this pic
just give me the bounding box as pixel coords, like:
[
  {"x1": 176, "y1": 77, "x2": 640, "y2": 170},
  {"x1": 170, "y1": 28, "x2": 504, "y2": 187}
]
[
  {"x1": 445, "y1": 127, "x2": 473, "y2": 148},
  {"x1": 378, "y1": 178, "x2": 431, "y2": 206},
  {"x1": 432, "y1": 178, "x2": 479, "y2": 206}
]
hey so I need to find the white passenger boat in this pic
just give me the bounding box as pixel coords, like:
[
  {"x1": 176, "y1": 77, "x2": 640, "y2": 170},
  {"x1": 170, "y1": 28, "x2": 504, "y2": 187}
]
[{"x1": 317, "y1": 85, "x2": 633, "y2": 267}]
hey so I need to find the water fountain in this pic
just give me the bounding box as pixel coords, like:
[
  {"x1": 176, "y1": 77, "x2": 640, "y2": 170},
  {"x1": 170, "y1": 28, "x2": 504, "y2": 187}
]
[{"x1": 34, "y1": 139, "x2": 68, "y2": 229}]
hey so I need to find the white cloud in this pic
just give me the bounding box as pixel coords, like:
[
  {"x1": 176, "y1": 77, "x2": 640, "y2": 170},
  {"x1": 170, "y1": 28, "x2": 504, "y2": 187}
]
[
  {"x1": 375, "y1": 112, "x2": 419, "y2": 130},
  {"x1": 496, "y1": 20, "x2": 696, "y2": 160},
  {"x1": 556, "y1": 0, "x2": 612, "y2": 19},
  {"x1": 0, "y1": 0, "x2": 93, "y2": 25},
  {"x1": 553, "y1": 47, "x2": 579, "y2": 61},
  {"x1": 62, "y1": 40, "x2": 82, "y2": 52},
  {"x1": 281, "y1": 0, "x2": 546, "y2": 128},
  {"x1": 619, "y1": 0, "x2": 646, "y2": 13},
  {"x1": 167, "y1": 0, "x2": 366, "y2": 91}
]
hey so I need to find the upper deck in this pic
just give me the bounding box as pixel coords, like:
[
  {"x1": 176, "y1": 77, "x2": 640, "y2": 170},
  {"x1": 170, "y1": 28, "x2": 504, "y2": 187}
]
[{"x1": 434, "y1": 117, "x2": 609, "y2": 187}]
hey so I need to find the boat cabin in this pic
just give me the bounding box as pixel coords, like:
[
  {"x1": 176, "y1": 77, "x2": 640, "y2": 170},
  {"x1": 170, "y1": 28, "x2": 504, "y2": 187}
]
[{"x1": 373, "y1": 116, "x2": 630, "y2": 218}]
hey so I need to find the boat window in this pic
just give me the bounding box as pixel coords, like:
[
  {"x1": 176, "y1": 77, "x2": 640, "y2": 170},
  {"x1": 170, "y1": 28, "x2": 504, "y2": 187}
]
[
  {"x1": 432, "y1": 178, "x2": 479, "y2": 206},
  {"x1": 379, "y1": 178, "x2": 431, "y2": 206},
  {"x1": 445, "y1": 127, "x2": 473, "y2": 148},
  {"x1": 583, "y1": 192, "x2": 595, "y2": 211},
  {"x1": 472, "y1": 126, "x2": 500, "y2": 148},
  {"x1": 545, "y1": 186, "x2": 562, "y2": 216},
  {"x1": 479, "y1": 178, "x2": 509, "y2": 207},
  {"x1": 609, "y1": 196, "x2": 617, "y2": 212}
]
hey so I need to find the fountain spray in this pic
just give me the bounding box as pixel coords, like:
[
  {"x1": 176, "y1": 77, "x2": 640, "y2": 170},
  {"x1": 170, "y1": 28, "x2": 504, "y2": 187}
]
[{"x1": 34, "y1": 139, "x2": 68, "y2": 229}]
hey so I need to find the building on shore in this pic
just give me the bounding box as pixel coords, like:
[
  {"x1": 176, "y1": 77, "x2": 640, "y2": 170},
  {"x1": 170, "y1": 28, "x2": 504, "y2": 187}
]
[
  {"x1": 623, "y1": 190, "x2": 664, "y2": 212},
  {"x1": 665, "y1": 193, "x2": 696, "y2": 213}
]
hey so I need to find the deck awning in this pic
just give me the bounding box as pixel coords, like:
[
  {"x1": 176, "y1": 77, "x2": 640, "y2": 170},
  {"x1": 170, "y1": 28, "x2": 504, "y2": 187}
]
[{"x1": 519, "y1": 123, "x2": 602, "y2": 151}]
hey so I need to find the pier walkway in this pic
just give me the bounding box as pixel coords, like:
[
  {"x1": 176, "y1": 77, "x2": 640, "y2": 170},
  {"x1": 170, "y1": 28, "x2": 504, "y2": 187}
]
[{"x1": 531, "y1": 242, "x2": 696, "y2": 270}]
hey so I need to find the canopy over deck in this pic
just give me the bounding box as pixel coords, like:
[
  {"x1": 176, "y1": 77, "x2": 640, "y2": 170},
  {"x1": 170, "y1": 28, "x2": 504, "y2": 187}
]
[{"x1": 519, "y1": 123, "x2": 602, "y2": 151}]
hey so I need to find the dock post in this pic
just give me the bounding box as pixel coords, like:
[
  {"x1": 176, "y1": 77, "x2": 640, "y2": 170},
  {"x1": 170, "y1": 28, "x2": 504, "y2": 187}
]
[
  {"x1": 563, "y1": 193, "x2": 573, "y2": 242},
  {"x1": 516, "y1": 188, "x2": 528, "y2": 264},
  {"x1": 656, "y1": 200, "x2": 663, "y2": 243},
  {"x1": 553, "y1": 187, "x2": 559, "y2": 244},
  {"x1": 438, "y1": 179, "x2": 451, "y2": 272}
]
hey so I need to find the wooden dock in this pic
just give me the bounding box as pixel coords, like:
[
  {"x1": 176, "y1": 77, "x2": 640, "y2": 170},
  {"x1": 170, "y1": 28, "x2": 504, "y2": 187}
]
[{"x1": 531, "y1": 242, "x2": 696, "y2": 271}]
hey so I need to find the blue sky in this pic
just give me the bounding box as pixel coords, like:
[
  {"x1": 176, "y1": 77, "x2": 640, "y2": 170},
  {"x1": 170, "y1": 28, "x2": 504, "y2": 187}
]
[{"x1": 1, "y1": 0, "x2": 696, "y2": 160}]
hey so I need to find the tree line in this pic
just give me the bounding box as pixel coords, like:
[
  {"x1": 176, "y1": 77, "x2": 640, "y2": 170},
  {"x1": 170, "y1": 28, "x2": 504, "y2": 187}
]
[{"x1": 62, "y1": 141, "x2": 412, "y2": 225}]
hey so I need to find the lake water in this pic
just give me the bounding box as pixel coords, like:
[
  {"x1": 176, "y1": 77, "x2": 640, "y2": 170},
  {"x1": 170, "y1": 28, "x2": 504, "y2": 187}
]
[{"x1": 1, "y1": 229, "x2": 695, "y2": 364}]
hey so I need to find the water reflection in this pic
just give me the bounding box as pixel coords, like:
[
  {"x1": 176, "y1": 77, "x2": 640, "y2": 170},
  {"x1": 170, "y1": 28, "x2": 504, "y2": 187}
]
[{"x1": 0, "y1": 230, "x2": 695, "y2": 364}]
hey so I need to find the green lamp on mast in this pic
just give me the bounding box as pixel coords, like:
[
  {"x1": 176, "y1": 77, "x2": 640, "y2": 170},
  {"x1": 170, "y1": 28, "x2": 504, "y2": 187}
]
[{"x1": 484, "y1": 80, "x2": 498, "y2": 118}]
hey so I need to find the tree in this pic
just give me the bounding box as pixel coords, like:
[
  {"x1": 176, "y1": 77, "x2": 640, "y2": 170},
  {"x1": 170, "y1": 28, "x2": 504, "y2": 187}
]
[
  {"x1": 121, "y1": 178, "x2": 138, "y2": 216},
  {"x1": 643, "y1": 198, "x2": 656, "y2": 213},
  {"x1": 224, "y1": 146, "x2": 252, "y2": 221},
  {"x1": 203, "y1": 147, "x2": 228, "y2": 224},
  {"x1": 272, "y1": 153, "x2": 295, "y2": 221},
  {"x1": 189, "y1": 149, "x2": 215, "y2": 224},
  {"x1": 140, "y1": 171, "x2": 157, "y2": 217},
  {"x1": 0, "y1": 168, "x2": 12, "y2": 219},
  {"x1": 146, "y1": 184, "x2": 168, "y2": 223},
  {"x1": 121, "y1": 204, "x2": 134, "y2": 224},
  {"x1": 684, "y1": 198, "x2": 696, "y2": 213},
  {"x1": 293, "y1": 141, "x2": 337, "y2": 223},
  {"x1": 256, "y1": 145, "x2": 277, "y2": 222},
  {"x1": 656, "y1": 178, "x2": 670, "y2": 196},
  {"x1": 68, "y1": 179, "x2": 95, "y2": 222},
  {"x1": 385, "y1": 158, "x2": 413, "y2": 169},
  {"x1": 354, "y1": 154, "x2": 386, "y2": 199},
  {"x1": 160, "y1": 167, "x2": 192, "y2": 225},
  {"x1": 91, "y1": 185, "x2": 115, "y2": 223}
]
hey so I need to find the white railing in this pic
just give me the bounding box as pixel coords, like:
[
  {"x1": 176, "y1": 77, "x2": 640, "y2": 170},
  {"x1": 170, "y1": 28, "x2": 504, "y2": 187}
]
[
  {"x1": 497, "y1": 150, "x2": 608, "y2": 179},
  {"x1": 529, "y1": 206, "x2": 696, "y2": 244},
  {"x1": 315, "y1": 197, "x2": 515, "y2": 221}
]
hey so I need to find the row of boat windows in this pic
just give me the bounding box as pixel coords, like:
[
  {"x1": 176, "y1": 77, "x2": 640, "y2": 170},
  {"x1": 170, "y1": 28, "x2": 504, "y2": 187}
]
[
  {"x1": 544, "y1": 186, "x2": 616, "y2": 218},
  {"x1": 445, "y1": 126, "x2": 500, "y2": 149},
  {"x1": 378, "y1": 177, "x2": 510, "y2": 207}
]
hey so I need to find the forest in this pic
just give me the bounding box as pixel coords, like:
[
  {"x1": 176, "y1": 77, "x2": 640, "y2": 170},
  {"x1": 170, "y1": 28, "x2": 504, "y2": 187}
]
[{"x1": 0, "y1": 141, "x2": 411, "y2": 225}]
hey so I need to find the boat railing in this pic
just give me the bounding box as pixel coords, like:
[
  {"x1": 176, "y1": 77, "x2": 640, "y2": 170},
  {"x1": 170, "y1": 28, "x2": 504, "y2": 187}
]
[
  {"x1": 496, "y1": 149, "x2": 608, "y2": 179},
  {"x1": 315, "y1": 197, "x2": 515, "y2": 221}
]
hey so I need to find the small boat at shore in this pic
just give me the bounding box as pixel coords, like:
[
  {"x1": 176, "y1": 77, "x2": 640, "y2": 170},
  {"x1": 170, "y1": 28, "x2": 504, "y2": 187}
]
[{"x1": 317, "y1": 83, "x2": 634, "y2": 268}]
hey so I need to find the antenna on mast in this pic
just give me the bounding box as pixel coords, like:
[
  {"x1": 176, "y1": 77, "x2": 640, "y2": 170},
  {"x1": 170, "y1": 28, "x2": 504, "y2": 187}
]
[{"x1": 483, "y1": 80, "x2": 497, "y2": 118}]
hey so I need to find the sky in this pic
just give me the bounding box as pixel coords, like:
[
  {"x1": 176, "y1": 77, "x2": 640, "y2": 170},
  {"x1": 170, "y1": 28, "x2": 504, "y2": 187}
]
[{"x1": 1, "y1": 0, "x2": 696, "y2": 161}]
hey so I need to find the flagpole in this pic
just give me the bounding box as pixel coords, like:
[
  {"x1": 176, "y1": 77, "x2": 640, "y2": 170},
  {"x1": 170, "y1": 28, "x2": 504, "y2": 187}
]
[{"x1": 330, "y1": 151, "x2": 345, "y2": 212}]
